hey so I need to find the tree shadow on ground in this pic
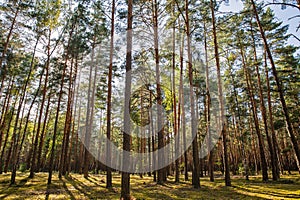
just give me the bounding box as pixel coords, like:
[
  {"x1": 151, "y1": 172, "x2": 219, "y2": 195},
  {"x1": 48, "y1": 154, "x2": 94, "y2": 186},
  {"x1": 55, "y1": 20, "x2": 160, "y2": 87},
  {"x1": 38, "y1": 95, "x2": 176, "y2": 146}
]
[
  {"x1": 65, "y1": 174, "x2": 119, "y2": 199},
  {"x1": 0, "y1": 175, "x2": 30, "y2": 199},
  {"x1": 131, "y1": 178, "x2": 269, "y2": 200},
  {"x1": 233, "y1": 183, "x2": 300, "y2": 199}
]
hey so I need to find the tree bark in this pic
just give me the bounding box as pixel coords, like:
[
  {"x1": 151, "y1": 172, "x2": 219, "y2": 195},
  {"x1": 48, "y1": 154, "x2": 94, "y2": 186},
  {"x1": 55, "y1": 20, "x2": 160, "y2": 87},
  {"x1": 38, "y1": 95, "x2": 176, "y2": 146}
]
[
  {"x1": 185, "y1": 0, "x2": 200, "y2": 189},
  {"x1": 239, "y1": 39, "x2": 269, "y2": 181},
  {"x1": 210, "y1": 0, "x2": 231, "y2": 186},
  {"x1": 106, "y1": 0, "x2": 115, "y2": 188},
  {"x1": 204, "y1": 20, "x2": 214, "y2": 182},
  {"x1": 48, "y1": 21, "x2": 75, "y2": 185},
  {"x1": 121, "y1": 0, "x2": 133, "y2": 198},
  {"x1": 0, "y1": 6, "x2": 19, "y2": 95},
  {"x1": 263, "y1": 51, "x2": 280, "y2": 178},
  {"x1": 10, "y1": 34, "x2": 40, "y2": 184},
  {"x1": 251, "y1": 0, "x2": 300, "y2": 173},
  {"x1": 29, "y1": 30, "x2": 52, "y2": 179},
  {"x1": 250, "y1": 23, "x2": 278, "y2": 181}
]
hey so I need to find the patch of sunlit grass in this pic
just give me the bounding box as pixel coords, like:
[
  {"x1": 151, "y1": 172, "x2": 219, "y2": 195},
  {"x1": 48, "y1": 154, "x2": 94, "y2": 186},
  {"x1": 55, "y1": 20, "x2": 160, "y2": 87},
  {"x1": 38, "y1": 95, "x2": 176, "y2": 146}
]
[{"x1": 0, "y1": 171, "x2": 299, "y2": 199}]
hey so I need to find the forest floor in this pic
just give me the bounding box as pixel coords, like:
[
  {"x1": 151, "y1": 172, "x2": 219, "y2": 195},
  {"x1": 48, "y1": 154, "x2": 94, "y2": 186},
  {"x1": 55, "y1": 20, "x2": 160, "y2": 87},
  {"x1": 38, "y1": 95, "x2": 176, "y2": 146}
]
[{"x1": 0, "y1": 172, "x2": 299, "y2": 199}]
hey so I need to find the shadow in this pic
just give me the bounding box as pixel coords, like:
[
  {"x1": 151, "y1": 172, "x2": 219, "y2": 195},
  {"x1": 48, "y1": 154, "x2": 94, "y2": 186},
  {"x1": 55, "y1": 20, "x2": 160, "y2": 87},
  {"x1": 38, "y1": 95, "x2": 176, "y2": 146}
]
[
  {"x1": 140, "y1": 180, "x2": 267, "y2": 200},
  {"x1": 61, "y1": 178, "x2": 76, "y2": 200},
  {"x1": 45, "y1": 184, "x2": 50, "y2": 200},
  {"x1": 45, "y1": 181, "x2": 66, "y2": 200},
  {"x1": 0, "y1": 176, "x2": 30, "y2": 199},
  {"x1": 85, "y1": 176, "x2": 106, "y2": 188},
  {"x1": 233, "y1": 184, "x2": 300, "y2": 199},
  {"x1": 65, "y1": 175, "x2": 96, "y2": 199}
]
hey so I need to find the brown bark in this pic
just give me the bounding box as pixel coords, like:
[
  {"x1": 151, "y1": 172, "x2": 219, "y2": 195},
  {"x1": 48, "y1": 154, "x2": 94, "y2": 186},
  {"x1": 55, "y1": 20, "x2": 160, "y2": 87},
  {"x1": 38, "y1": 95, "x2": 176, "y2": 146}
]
[
  {"x1": 228, "y1": 64, "x2": 249, "y2": 180},
  {"x1": 106, "y1": 0, "x2": 115, "y2": 188},
  {"x1": 185, "y1": 0, "x2": 200, "y2": 189},
  {"x1": 263, "y1": 51, "x2": 280, "y2": 178},
  {"x1": 59, "y1": 56, "x2": 75, "y2": 178},
  {"x1": 239, "y1": 40, "x2": 268, "y2": 181},
  {"x1": 151, "y1": 0, "x2": 164, "y2": 185},
  {"x1": 121, "y1": 0, "x2": 132, "y2": 198},
  {"x1": 83, "y1": 38, "x2": 96, "y2": 178},
  {"x1": 251, "y1": 0, "x2": 300, "y2": 173},
  {"x1": 171, "y1": 3, "x2": 179, "y2": 183},
  {"x1": 48, "y1": 21, "x2": 75, "y2": 185},
  {"x1": 29, "y1": 30, "x2": 52, "y2": 179},
  {"x1": 250, "y1": 23, "x2": 278, "y2": 181},
  {"x1": 210, "y1": 0, "x2": 231, "y2": 186},
  {"x1": 11, "y1": 34, "x2": 40, "y2": 184},
  {"x1": 0, "y1": 78, "x2": 14, "y2": 160},
  {"x1": 0, "y1": 6, "x2": 19, "y2": 95},
  {"x1": 177, "y1": 24, "x2": 188, "y2": 181},
  {"x1": 204, "y1": 21, "x2": 214, "y2": 182}
]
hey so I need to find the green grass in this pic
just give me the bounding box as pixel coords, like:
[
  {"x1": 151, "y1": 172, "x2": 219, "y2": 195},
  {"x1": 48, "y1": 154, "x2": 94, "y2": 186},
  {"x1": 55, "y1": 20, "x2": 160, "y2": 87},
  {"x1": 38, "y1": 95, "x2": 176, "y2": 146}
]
[{"x1": 0, "y1": 172, "x2": 299, "y2": 199}]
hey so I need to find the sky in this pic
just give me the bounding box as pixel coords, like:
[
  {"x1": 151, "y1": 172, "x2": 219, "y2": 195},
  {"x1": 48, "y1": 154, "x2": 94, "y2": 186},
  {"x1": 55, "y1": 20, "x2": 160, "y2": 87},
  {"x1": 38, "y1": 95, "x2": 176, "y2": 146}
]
[{"x1": 219, "y1": 0, "x2": 300, "y2": 47}]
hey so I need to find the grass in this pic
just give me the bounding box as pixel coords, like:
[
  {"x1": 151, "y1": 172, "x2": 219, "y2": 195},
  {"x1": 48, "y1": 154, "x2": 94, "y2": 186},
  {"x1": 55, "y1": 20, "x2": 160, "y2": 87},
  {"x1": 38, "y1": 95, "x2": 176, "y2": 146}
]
[{"x1": 0, "y1": 172, "x2": 299, "y2": 199}]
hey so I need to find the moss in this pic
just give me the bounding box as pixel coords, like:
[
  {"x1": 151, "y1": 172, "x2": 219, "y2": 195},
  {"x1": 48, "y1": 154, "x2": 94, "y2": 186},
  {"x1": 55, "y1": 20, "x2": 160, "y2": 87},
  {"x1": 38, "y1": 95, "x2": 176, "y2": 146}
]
[{"x1": 0, "y1": 172, "x2": 299, "y2": 199}]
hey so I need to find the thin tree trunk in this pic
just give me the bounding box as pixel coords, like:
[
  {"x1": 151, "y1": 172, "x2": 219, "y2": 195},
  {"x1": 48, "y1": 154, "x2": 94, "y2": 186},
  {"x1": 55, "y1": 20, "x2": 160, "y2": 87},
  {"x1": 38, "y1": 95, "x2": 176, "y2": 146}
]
[
  {"x1": 59, "y1": 56, "x2": 75, "y2": 178},
  {"x1": 36, "y1": 95, "x2": 51, "y2": 172},
  {"x1": 0, "y1": 78, "x2": 14, "y2": 161},
  {"x1": 263, "y1": 51, "x2": 280, "y2": 178},
  {"x1": 239, "y1": 40, "x2": 269, "y2": 181},
  {"x1": 251, "y1": 0, "x2": 300, "y2": 173},
  {"x1": 0, "y1": 77, "x2": 14, "y2": 131},
  {"x1": 185, "y1": 0, "x2": 200, "y2": 189},
  {"x1": 106, "y1": 0, "x2": 115, "y2": 188},
  {"x1": 24, "y1": 68, "x2": 45, "y2": 171},
  {"x1": 171, "y1": 2, "x2": 179, "y2": 183},
  {"x1": 0, "y1": 6, "x2": 19, "y2": 95},
  {"x1": 10, "y1": 33, "x2": 40, "y2": 183},
  {"x1": 179, "y1": 27, "x2": 188, "y2": 181},
  {"x1": 3, "y1": 96, "x2": 19, "y2": 174},
  {"x1": 26, "y1": 103, "x2": 40, "y2": 170},
  {"x1": 250, "y1": 23, "x2": 278, "y2": 181},
  {"x1": 228, "y1": 65, "x2": 249, "y2": 180},
  {"x1": 210, "y1": 0, "x2": 231, "y2": 186},
  {"x1": 48, "y1": 22, "x2": 75, "y2": 185},
  {"x1": 68, "y1": 53, "x2": 80, "y2": 174},
  {"x1": 29, "y1": 30, "x2": 51, "y2": 179},
  {"x1": 121, "y1": 0, "x2": 132, "y2": 198},
  {"x1": 204, "y1": 21, "x2": 214, "y2": 182},
  {"x1": 83, "y1": 38, "x2": 96, "y2": 178},
  {"x1": 150, "y1": 93, "x2": 156, "y2": 182},
  {"x1": 151, "y1": 0, "x2": 164, "y2": 185}
]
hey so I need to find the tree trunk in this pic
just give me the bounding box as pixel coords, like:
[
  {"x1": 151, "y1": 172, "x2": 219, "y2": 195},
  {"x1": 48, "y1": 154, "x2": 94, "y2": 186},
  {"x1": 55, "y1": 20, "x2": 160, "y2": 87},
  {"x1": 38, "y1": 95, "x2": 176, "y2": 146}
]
[
  {"x1": 0, "y1": 6, "x2": 19, "y2": 95},
  {"x1": 48, "y1": 22, "x2": 75, "y2": 185},
  {"x1": 251, "y1": 0, "x2": 300, "y2": 173},
  {"x1": 250, "y1": 23, "x2": 278, "y2": 181},
  {"x1": 10, "y1": 34, "x2": 40, "y2": 184},
  {"x1": 239, "y1": 40, "x2": 269, "y2": 181},
  {"x1": 59, "y1": 56, "x2": 75, "y2": 178},
  {"x1": 185, "y1": 0, "x2": 200, "y2": 189},
  {"x1": 204, "y1": 21, "x2": 214, "y2": 182},
  {"x1": 210, "y1": 0, "x2": 231, "y2": 186},
  {"x1": 0, "y1": 78, "x2": 14, "y2": 165},
  {"x1": 106, "y1": 0, "x2": 115, "y2": 188},
  {"x1": 121, "y1": 0, "x2": 132, "y2": 198},
  {"x1": 263, "y1": 51, "x2": 280, "y2": 178},
  {"x1": 178, "y1": 26, "x2": 188, "y2": 181},
  {"x1": 228, "y1": 64, "x2": 249, "y2": 180},
  {"x1": 150, "y1": 0, "x2": 164, "y2": 185},
  {"x1": 83, "y1": 38, "x2": 96, "y2": 178},
  {"x1": 29, "y1": 30, "x2": 51, "y2": 179},
  {"x1": 171, "y1": 3, "x2": 179, "y2": 183}
]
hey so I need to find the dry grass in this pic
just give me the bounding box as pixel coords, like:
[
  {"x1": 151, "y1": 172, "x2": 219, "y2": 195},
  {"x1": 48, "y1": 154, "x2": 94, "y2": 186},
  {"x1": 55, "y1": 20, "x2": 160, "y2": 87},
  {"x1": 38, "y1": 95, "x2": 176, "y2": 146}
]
[{"x1": 0, "y1": 172, "x2": 299, "y2": 199}]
